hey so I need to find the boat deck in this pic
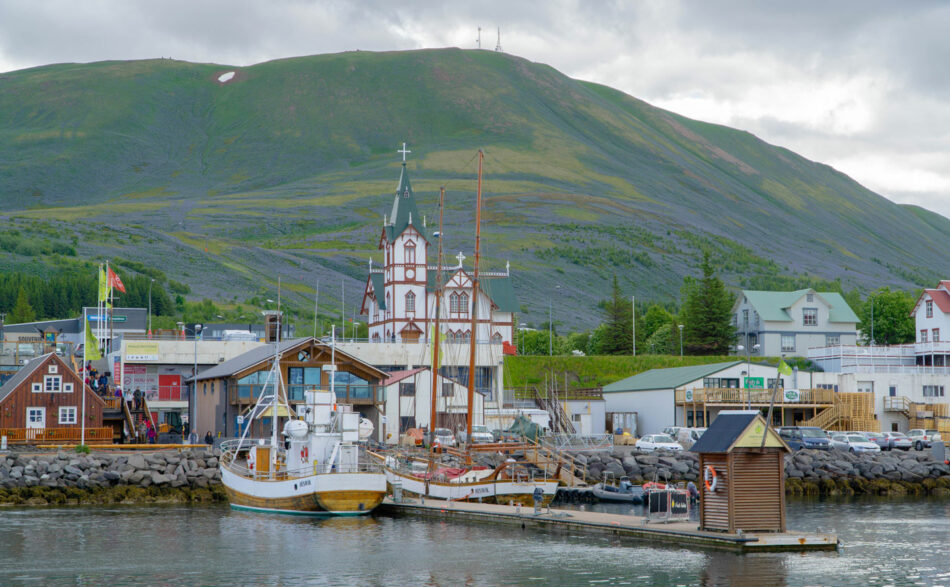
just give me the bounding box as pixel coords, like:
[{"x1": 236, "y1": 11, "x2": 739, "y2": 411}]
[{"x1": 377, "y1": 497, "x2": 839, "y2": 553}]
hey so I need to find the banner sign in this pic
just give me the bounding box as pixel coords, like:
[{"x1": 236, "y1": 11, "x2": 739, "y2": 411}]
[
  {"x1": 744, "y1": 377, "x2": 764, "y2": 389},
  {"x1": 126, "y1": 342, "x2": 159, "y2": 361},
  {"x1": 783, "y1": 389, "x2": 801, "y2": 403}
]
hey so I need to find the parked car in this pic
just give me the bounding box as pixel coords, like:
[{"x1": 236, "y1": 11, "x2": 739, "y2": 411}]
[
  {"x1": 777, "y1": 426, "x2": 833, "y2": 451},
  {"x1": 882, "y1": 431, "x2": 912, "y2": 451},
  {"x1": 907, "y1": 429, "x2": 941, "y2": 451},
  {"x1": 458, "y1": 425, "x2": 494, "y2": 444},
  {"x1": 676, "y1": 427, "x2": 706, "y2": 449},
  {"x1": 861, "y1": 431, "x2": 891, "y2": 451},
  {"x1": 662, "y1": 426, "x2": 683, "y2": 440},
  {"x1": 830, "y1": 433, "x2": 881, "y2": 453},
  {"x1": 432, "y1": 428, "x2": 456, "y2": 447},
  {"x1": 636, "y1": 434, "x2": 683, "y2": 452}
]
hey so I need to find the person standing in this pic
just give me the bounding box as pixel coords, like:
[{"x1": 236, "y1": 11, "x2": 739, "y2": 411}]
[
  {"x1": 204, "y1": 431, "x2": 214, "y2": 446},
  {"x1": 133, "y1": 388, "x2": 142, "y2": 411}
]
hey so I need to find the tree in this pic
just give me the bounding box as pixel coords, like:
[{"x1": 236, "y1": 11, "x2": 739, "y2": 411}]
[
  {"x1": 645, "y1": 322, "x2": 677, "y2": 355},
  {"x1": 681, "y1": 252, "x2": 735, "y2": 355},
  {"x1": 858, "y1": 287, "x2": 916, "y2": 345},
  {"x1": 597, "y1": 276, "x2": 633, "y2": 355},
  {"x1": 9, "y1": 288, "x2": 35, "y2": 323}
]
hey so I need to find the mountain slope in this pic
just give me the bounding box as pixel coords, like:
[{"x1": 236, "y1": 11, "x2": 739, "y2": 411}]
[{"x1": 0, "y1": 48, "x2": 946, "y2": 327}]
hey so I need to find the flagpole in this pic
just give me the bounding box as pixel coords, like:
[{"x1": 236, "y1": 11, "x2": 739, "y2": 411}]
[{"x1": 81, "y1": 321, "x2": 87, "y2": 446}]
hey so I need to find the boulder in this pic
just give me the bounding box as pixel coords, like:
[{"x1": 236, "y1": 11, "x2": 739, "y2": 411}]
[{"x1": 127, "y1": 454, "x2": 147, "y2": 470}]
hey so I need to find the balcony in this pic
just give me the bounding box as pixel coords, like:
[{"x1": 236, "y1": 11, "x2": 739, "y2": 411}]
[
  {"x1": 675, "y1": 387, "x2": 837, "y2": 406},
  {"x1": 230, "y1": 384, "x2": 382, "y2": 405}
]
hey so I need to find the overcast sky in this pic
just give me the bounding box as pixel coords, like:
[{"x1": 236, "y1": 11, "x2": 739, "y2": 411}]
[{"x1": 2, "y1": 0, "x2": 948, "y2": 217}]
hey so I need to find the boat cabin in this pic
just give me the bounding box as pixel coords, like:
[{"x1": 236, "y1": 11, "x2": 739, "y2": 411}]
[{"x1": 690, "y1": 411, "x2": 790, "y2": 534}]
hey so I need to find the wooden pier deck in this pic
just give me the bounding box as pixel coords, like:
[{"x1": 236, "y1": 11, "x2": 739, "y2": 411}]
[{"x1": 377, "y1": 497, "x2": 839, "y2": 553}]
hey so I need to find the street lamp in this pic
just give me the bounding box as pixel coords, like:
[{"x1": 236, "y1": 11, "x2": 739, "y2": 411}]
[
  {"x1": 147, "y1": 278, "x2": 155, "y2": 334},
  {"x1": 190, "y1": 323, "x2": 203, "y2": 443},
  {"x1": 678, "y1": 324, "x2": 684, "y2": 356},
  {"x1": 549, "y1": 285, "x2": 561, "y2": 356}
]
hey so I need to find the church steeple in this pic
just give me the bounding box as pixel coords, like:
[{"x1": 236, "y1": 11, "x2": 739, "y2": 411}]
[{"x1": 386, "y1": 143, "x2": 427, "y2": 242}]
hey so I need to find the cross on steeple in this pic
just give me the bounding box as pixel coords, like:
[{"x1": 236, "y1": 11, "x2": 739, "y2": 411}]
[
  {"x1": 398, "y1": 142, "x2": 411, "y2": 163},
  {"x1": 456, "y1": 251, "x2": 466, "y2": 267}
]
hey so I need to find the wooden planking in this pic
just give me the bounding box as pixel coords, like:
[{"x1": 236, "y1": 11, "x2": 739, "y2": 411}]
[
  {"x1": 315, "y1": 490, "x2": 387, "y2": 513},
  {"x1": 700, "y1": 454, "x2": 730, "y2": 532},
  {"x1": 731, "y1": 451, "x2": 784, "y2": 532},
  {"x1": 224, "y1": 485, "x2": 325, "y2": 512}
]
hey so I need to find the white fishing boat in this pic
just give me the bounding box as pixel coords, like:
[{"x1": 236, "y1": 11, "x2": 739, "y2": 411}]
[{"x1": 219, "y1": 329, "x2": 387, "y2": 516}]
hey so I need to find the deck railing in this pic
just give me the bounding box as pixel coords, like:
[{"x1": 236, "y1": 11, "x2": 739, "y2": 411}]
[
  {"x1": 675, "y1": 387, "x2": 837, "y2": 405},
  {"x1": 0, "y1": 427, "x2": 113, "y2": 444}
]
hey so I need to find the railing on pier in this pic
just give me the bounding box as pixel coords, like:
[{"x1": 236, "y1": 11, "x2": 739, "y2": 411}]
[{"x1": 0, "y1": 427, "x2": 113, "y2": 444}]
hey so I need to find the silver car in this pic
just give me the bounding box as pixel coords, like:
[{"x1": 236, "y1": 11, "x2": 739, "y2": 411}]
[
  {"x1": 830, "y1": 433, "x2": 881, "y2": 453},
  {"x1": 882, "y1": 431, "x2": 912, "y2": 451},
  {"x1": 432, "y1": 428, "x2": 456, "y2": 447}
]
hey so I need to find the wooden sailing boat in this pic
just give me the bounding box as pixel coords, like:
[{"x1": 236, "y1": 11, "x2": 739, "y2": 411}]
[{"x1": 380, "y1": 151, "x2": 558, "y2": 504}]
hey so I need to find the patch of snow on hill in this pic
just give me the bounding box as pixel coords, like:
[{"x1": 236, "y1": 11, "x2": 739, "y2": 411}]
[{"x1": 218, "y1": 71, "x2": 235, "y2": 83}]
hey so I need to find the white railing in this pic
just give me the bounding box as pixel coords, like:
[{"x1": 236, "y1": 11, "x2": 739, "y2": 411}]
[{"x1": 543, "y1": 433, "x2": 613, "y2": 453}]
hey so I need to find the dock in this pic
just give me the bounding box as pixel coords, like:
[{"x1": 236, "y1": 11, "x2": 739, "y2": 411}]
[{"x1": 377, "y1": 497, "x2": 839, "y2": 553}]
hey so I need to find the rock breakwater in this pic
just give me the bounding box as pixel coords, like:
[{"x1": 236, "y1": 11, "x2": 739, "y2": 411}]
[
  {"x1": 573, "y1": 448, "x2": 950, "y2": 497},
  {"x1": 0, "y1": 449, "x2": 226, "y2": 506}
]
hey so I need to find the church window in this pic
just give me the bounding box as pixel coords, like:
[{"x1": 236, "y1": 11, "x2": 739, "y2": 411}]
[
  {"x1": 386, "y1": 292, "x2": 391, "y2": 316},
  {"x1": 405, "y1": 241, "x2": 416, "y2": 264},
  {"x1": 491, "y1": 333, "x2": 502, "y2": 344},
  {"x1": 450, "y1": 292, "x2": 460, "y2": 313},
  {"x1": 405, "y1": 291, "x2": 415, "y2": 313},
  {"x1": 462, "y1": 330, "x2": 471, "y2": 343},
  {"x1": 459, "y1": 293, "x2": 469, "y2": 315}
]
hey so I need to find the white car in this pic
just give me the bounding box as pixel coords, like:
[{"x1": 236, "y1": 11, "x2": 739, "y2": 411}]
[
  {"x1": 830, "y1": 433, "x2": 881, "y2": 453},
  {"x1": 459, "y1": 425, "x2": 494, "y2": 444},
  {"x1": 432, "y1": 428, "x2": 456, "y2": 447},
  {"x1": 907, "y1": 429, "x2": 942, "y2": 451},
  {"x1": 636, "y1": 434, "x2": 683, "y2": 452}
]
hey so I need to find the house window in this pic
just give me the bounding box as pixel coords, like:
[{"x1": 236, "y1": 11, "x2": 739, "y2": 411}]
[
  {"x1": 405, "y1": 241, "x2": 416, "y2": 264},
  {"x1": 742, "y1": 309, "x2": 749, "y2": 327},
  {"x1": 59, "y1": 407, "x2": 77, "y2": 425},
  {"x1": 48, "y1": 364, "x2": 58, "y2": 374},
  {"x1": 807, "y1": 293, "x2": 814, "y2": 302},
  {"x1": 703, "y1": 378, "x2": 720, "y2": 388},
  {"x1": 803, "y1": 308, "x2": 818, "y2": 326},
  {"x1": 27, "y1": 408, "x2": 44, "y2": 425},
  {"x1": 926, "y1": 300, "x2": 933, "y2": 318},
  {"x1": 32, "y1": 382, "x2": 42, "y2": 393},
  {"x1": 921, "y1": 329, "x2": 928, "y2": 343},
  {"x1": 44, "y1": 376, "x2": 62, "y2": 393},
  {"x1": 933, "y1": 329, "x2": 940, "y2": 342},
  {"x1": 826, "y1": 334, "x2": 840, "y2": 346},
  {"x1": 923, "y1": 385, "x2": 945, "y2": 397},
  {"x1": 405, "y1": 291, "x2": 415, "y2": 313},
  {"x1": 781, "y1": 334, "x2": 795, "y2": 353},
  {"x1": 767, "y1": 378, "x2": 785, "y2": 389},
  {"x1": 442, "y1": 382, "x2": 453, "y2": 397},
  {"x1": 399, "y1": 382, "x2": 415, "y2": 396},
  {"x1": 63, "y1": 383, "x2": 73, "y2": 393}
]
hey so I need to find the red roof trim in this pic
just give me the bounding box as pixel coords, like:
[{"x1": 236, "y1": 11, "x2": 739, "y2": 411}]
[{"x1": 383, "y1": 367, "x2": 428, "y2": 386}]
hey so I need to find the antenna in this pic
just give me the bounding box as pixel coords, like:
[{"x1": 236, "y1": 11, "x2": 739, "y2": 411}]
[
  {"x1": 477, "y1": 26, "x2": 481, "y2": 49},
  {"x1": 495, "y1": 27, "x2": 502, "y2": 52}
]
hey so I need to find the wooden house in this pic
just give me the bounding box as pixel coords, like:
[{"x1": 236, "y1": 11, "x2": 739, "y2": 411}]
[
  {"x1": 690, "y1": 412, "x2": 790, "y2": 533},
  {"x1": 0, "y1": 353, "x2": 110, "y2": 444}
]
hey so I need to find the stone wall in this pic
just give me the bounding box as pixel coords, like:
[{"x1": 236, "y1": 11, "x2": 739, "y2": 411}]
[
  {"x1": 573, "y1": 448, "x2": 950, "y2": 497},
  {"x1": 0, "y1": 449, "x2": 225, "y2": 506}
]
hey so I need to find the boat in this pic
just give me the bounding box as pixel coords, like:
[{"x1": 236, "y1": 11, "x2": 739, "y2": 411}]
[
  {"x1": 219, "y1": 328, "x2": 387, "y2": 516},
  {"x1": 592, "y1": 474, "x2": 645, "y2": 504},
  {"x1": 380, "y1": 152, "x2": 559, "y2": 506}
]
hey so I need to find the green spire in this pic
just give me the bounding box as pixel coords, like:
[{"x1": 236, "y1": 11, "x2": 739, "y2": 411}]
[{"x1": 386, "y1": 162, "x2": 426, "y2": 242}]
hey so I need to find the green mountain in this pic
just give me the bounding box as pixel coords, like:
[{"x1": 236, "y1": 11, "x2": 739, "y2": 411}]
[{"x1": 0, "y1": 48, "x2": 945, "y2": 328}]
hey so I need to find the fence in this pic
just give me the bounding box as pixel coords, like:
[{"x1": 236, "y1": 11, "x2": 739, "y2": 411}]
[{"x1": 0, "y1": 427, "x2": 113, "y2": 444}]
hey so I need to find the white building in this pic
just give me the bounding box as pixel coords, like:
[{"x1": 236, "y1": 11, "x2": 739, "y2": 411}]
[
  {"x1": 733, "y1": 289, "x2": 859, "y2": 357},
  {"x1": 380, "y1": 367, "x2": 485, "y2": 443},
  {"x1": 360, "y1": 155, "x2": 517, "y2": 347}
]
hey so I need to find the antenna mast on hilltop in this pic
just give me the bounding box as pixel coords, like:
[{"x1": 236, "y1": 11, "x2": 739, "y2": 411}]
[
  {"x1": 477, "y1": 26, "x2": 481, "y2": 49},
  {"x1": 494, "y1": 27, "x2": 502, "y2": 52}
]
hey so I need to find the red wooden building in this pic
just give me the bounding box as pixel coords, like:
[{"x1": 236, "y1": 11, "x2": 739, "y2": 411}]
[{"x1": 0, "y1": 353, "x2": 111, "y2": 444}]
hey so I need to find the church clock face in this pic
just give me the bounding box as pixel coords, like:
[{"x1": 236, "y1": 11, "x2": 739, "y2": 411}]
[{"x1": 406, "y1": 268, "x2": 415, "y2": 280}]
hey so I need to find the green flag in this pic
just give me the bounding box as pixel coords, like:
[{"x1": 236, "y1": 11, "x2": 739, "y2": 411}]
[
  {"x1": 97, "y1": 265, "x2": 108, "y2": 302},
  {"x1": 778, "y1": 359, "x2": 792, "y2": 376},
  {"x1": 85, "y1": 318, "x2": 102, "y2": 361}
]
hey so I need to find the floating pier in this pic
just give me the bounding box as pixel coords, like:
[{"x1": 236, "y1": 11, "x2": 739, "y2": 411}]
[{"x1": 378, "y1": 497, "x2": 839, "y2": 553}]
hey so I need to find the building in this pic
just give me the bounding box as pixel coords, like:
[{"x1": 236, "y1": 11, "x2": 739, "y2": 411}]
[
  {"x1": 732, "y1": 289, "x2": 859, "y2": 357},
  {"x1": 360, "y1": 154, "x2": 517, "y2": 347},
  {"x1": 380, "y1": 367, "x2": 485, "y2": 443},
  {"x1": 193, "y1": 337, "x2": 388, "y2": 440},
  {"x1": 0, "y1": 353, "x2": 110, "y2": 443}
]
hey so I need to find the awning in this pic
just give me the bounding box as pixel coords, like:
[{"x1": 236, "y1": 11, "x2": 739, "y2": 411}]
[{"x1": 246, "y1": 405, "x2": 295, "y2": 418}]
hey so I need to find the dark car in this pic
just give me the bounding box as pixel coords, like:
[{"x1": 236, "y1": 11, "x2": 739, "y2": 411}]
[{"x1": 778, "y1": 426, "x2": 832, "y2": 451}]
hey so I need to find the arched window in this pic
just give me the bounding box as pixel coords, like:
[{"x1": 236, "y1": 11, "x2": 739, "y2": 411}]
[
  {"x1": 386, "y1": 292, "x2": 391, "y2": 317},
  {"x1": 491, "y1": 332, "x2": 503, "y2": 344},
  {"x1": 462, "y1": 330, "x2": 471, "y2": 343},
  {"x1": 372, "y1": 333, "x2": 381, "y2": 342},
  {"x1": 405, "y1": 241, "x2": 416, "y2": 264},
  {"x1": 459, "y1": 293, "x2": 469, "y2": 315},
  {"x1": 450, "y1": 292, "x2": 460, "y2": 313},
  {"x1": 405, "y1": 291, "x2": 415, "y2": 313}
]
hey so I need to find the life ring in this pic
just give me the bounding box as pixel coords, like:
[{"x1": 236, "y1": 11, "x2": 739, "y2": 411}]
[
  {"x1": 301, "y1": 446, "x2": 309, "y2": 462},
  {"x1": 703, "y1": 465, "x2": 718, "y2": 492}
]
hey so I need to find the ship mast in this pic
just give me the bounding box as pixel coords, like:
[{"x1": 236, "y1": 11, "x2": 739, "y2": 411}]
[
  {"x1": 466, "y1": 150, "x2": 484, "y2": 439},
  {"x1": 430, "y1": 187, "x2": 445, "y2": 444}
]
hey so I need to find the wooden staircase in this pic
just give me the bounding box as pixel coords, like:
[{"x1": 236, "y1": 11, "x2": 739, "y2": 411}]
[{"x1": 533, "y1": 386, "x2": 575, "y2": 435}]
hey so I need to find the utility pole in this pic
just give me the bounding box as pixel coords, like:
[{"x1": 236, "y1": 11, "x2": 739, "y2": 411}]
[
  {"x1": 477, "y1": 26, "x2": 481, "y2": 49},
  {"x1": 679, "y1": 324, "x2": 684, "y2": 356},
  {"x1": 631, "y1": 296, "x2": 636, "y2": 357}
]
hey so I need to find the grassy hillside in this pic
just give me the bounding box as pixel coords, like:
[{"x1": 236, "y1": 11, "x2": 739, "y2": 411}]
[{"x1": 0, "y1": 49, "x2": 946, "y2": 328}]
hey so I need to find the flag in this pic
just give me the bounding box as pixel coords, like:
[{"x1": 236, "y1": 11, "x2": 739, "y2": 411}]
[
  {"x1": 778, "y1": 359, "x2": 792, "y2": 376},
  {"x1": 97, "y1": 266, "x2": 108, "y2": 302},
  {"x1": 107, "y1": 267, "x2": 126, "y2": 293},
  {"x1": 85, "y1": 318, "x2": 102, "y2": 361}
]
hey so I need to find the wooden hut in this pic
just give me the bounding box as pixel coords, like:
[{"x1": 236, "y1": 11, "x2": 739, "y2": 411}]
[{"x1": 690, "y1": 411, "x2": 790, "y2": 533}]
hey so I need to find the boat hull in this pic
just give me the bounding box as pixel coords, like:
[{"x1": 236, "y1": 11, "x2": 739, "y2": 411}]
[
  {"x1": 385, "y1": 468, "x2": 558, "y2": 506},
  {"x1": 221, "y1": 465, "x2": 387, "y2": 516}
]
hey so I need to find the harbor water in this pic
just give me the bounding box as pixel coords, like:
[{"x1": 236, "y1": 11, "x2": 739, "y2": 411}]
[{"x1": 0, "y1": 497, "x2": 947, "y2": 586}]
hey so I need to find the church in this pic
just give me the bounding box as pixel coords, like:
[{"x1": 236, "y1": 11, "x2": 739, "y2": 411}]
[{"x1": 359, "y1": 146, "x2": 517, "y2": 349}]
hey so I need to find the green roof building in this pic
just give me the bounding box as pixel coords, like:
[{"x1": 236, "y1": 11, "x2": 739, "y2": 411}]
[{"x1": 732, "y1": 289, "x2": 859, "y2": 358}]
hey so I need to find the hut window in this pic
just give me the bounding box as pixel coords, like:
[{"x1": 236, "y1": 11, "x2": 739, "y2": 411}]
[
  {"x1": 44, "y1": 376, "x2": 62, "y2": 393},
  {"x1": 32, "y1": 383, "x2": 42, "y2": 393},
  {"x1": 63, "y1": 383, "x2": 73, "y2": 393},
  {"x1": 48, "y1": 364, "x2": 58, "y2": 374},
  {"x1": 59, "y1": 406, "x2": 77, "y2": 424}
]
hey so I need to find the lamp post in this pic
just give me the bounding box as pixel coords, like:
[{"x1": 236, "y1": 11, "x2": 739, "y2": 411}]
[
  {"x1": 548, "y1": 285, "x2": 561, "y2": 356},
  {"x1": 147, "y1": 279, "x2": 155, "y2": 334},
  {"x1": 190, "y1": 323, "x2": 202, "y2": 442},
  {"x1": 678, "y1": 324, "x2": 684, "y2": 356},
  {"x1": 737, "y1": 343, "x2": 760, "y2": 408}
]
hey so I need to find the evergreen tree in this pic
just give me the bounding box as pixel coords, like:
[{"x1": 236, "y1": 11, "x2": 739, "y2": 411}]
[
  {"x1": 598, "y1": 276, "x2": 633, "y2": 355},
  {"x1": 681, "y1": 252, "x2": 735, "y2": 355},
  {"x1": 9, "y1": 288, "x2": 35, "y2": 323}
]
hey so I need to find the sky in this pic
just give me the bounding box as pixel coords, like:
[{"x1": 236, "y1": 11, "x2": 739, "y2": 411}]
[{"x1": 1, "y1": 0, "x2": 948, "y2": 217}]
